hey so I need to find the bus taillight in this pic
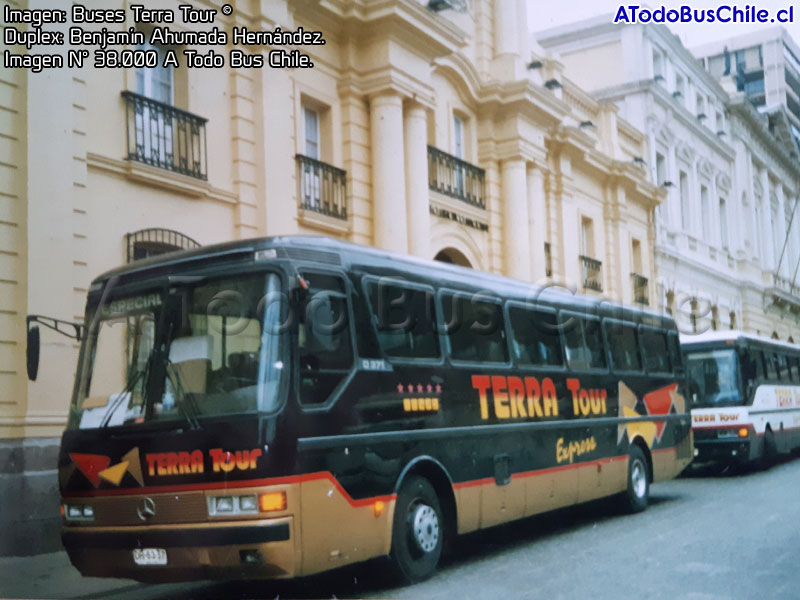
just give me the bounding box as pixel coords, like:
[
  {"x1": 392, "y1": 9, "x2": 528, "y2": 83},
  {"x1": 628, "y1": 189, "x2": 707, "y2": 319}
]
[{"x1": 738, "y1": 427, "x2": 749, "y2": 438}]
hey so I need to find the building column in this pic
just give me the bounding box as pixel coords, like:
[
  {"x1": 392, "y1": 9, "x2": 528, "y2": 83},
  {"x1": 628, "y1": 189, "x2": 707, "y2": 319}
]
[
  {"x1": 370, "y1": 93, "x2": 408, "y2": 254},
  {"x1": 668, "y1": 144, "x2": 679, "y2": 231},
  {"x1": 262, "y1": 62, "x2": 296, "y2": 237},
  {"x1": 776, "y1": 184, "x2": 789, "y2": 278},
  {"x1": 502, "y1": 158, "x2": 531, "y2": 280},
  {"x1": 527, "y1": 165, "x2": 547, "y2": 282},
  {"x1": 789, "y1": 197, "x2": 800, "y2": 284},
  {"x1": 690, "y1": 159, "x2": 700, "y2": 239},
  {"x1": 709, "y1": 172, "x2": 720, "y2": 248},
  {"x1": 492, "y1": 0, "x2": 523, "y2": 80},
  {"x1": 404, "y1": 102, "x2": 429, "y2": 258},
  {"x1": 761, "y1": 169, "x2": 774, "y2": 271}
]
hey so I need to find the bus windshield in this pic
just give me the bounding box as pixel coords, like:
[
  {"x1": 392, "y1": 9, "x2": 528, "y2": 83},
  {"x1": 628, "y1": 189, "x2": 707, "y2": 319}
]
[
  {"x1": 69, "y1": 273, "x2": 285, "y2": 430},
  {"x1": 686, "y1": 348, "x2": 742, "y2": 407}
]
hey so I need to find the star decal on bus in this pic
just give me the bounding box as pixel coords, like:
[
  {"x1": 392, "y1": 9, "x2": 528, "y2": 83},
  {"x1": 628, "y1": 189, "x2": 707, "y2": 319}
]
[{"x1": 68, "y1": 447, "x2": 145, "y2": 487}]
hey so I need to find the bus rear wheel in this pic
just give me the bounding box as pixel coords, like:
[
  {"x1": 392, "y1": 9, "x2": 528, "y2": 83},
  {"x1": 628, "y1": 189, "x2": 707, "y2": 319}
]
[
  {"x1": 389, "y1": 475, "x2": 444, "y2": 583},
  {"x1": 620, "y1": 445, "x2": 649, "y2": 513}
]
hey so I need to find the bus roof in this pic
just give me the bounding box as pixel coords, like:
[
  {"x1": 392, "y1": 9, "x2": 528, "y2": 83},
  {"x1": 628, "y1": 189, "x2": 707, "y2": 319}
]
[
  {"x1": 92, "y1": 235, "x2": 674, "y2": 326},
  {"x1": 680, "y1": 330, "x2": 800, "y2": 352}
]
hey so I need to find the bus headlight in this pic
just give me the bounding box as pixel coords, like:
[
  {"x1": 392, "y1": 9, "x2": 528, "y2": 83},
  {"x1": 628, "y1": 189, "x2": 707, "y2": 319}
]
[
  {"x1": 215, "y1": 496, "x2": 234, "y2": 513},
  {"x1": 63, "y1": 503, "x2": 95, "y2": 522},
  {"x1": 207, "y1": 494, "x2": 262, "y2": 516},
  {"x1": 239, "y1": 495, "x2": 258, "y2": 512},
  {"x1": 738, "y1": 427, "x2": 749, "y2": 438}
]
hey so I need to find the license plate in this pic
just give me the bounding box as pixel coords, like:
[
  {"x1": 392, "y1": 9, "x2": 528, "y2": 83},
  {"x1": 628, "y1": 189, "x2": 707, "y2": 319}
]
[{"x1": 132, "y1": 548, "x2": 167, "y2": 566}]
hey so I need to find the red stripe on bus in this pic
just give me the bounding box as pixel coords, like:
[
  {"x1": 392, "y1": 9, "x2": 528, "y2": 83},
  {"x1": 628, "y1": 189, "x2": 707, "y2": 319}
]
[
  {"x1": 62, "y1": 471, "x2": 397, "y2": 507},
  {"x1": 453, "y1": 454, "x2": 630, "y2": 490}
]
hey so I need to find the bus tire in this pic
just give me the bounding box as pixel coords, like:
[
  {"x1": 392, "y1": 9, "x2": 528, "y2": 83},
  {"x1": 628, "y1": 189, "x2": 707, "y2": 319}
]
[
  {"x1": 759, "y1": 428, "x2": 777, "y2": 469},
  {"x1": 621, "y1": 445, "x2": 649, "y2": 513},
  {"x1": 388, "y1": 475, "x2": 444, "y2": 583}
]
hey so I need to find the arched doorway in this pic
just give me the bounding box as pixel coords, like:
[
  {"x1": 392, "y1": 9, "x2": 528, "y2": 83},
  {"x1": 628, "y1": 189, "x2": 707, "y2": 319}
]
[{"x1": 434, "y1": 247, "x2": 472, "y2": 267}]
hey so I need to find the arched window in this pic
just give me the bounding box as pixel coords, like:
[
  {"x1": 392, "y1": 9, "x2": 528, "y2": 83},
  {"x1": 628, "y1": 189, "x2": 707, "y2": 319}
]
[
  {"x1": 434, "y1": 248, "x2": 472, "y2": 267},
  {"x1": 126, "y1": 228, "x2": 200, "y2": 263}
]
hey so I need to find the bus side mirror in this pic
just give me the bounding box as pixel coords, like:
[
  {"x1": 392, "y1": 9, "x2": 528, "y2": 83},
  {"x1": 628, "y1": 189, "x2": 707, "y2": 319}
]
[{"x1": 27, "y1": 325, "x2": 40, "y2": 381}]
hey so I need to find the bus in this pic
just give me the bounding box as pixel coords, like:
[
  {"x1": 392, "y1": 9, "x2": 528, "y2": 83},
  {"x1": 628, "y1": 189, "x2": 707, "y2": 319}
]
[
  {"x1": 32, "y1": 236, "x2": 692, "y2": 583},
  {"x1": 683, "y1": 331, "x2": 800, "y2": 467}
]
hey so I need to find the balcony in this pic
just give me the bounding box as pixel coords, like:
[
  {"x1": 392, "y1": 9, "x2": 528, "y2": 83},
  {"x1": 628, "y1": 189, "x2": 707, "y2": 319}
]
[
  {"x1": 427, "y1": 146, "x2": 486, "y2": 209},
  {"x1": 580, "y1": 255, "x2": 603, "y2": 292},
  {"x1": 767, "y1": 273, "x2": 800, "y2": 314},
  {"x1": 296, "y1": 154, "x2": 347, "y2": 220},
  {"x1": 122, "y1": 91, "x2": 207, "y2": 180},
  {"x1": 631, "y1": 273, "x2": 649, "y2": 305}
]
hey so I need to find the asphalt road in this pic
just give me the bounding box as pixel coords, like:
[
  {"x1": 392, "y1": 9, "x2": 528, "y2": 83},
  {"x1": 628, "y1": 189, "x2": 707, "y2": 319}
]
[{"x1": 75, "y1": 454, "x2": 800, "y2": 600}]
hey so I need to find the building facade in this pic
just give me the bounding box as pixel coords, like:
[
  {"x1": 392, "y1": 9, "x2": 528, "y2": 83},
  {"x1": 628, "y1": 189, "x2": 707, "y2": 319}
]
[
  {"x1": 694, "y1": 27, "x2": 800, "y2": 151},
  {"x1": 537, "y1": 17, "x2": 800, "y2": 340},
  {"x1": 2, "y1": 0, "x2": 661, "y2": 554}
]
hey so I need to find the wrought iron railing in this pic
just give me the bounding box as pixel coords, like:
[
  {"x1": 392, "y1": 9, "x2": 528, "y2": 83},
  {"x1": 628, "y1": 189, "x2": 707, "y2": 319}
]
[
  {"x1": 544, "y1": 242, "x2": 553, "y2": 277},
  {"x1": 126, "y1": 228, "x2": 200, "y2": 263},
  {"x1": 631, "y1": 273, "x2": 649, "y2": 305},
  {"x1": 427, "y1": 146, "x2": 486, "y2": 209},
  {"x1": 122, "y1": 91, "x2": 208, "y2": 180},
  {"x1": 580, "y1": 255, "x2": 603, "y2": 292},
  {"x1": 296, "y1": 154, "x2": 347, "y2": 220}
]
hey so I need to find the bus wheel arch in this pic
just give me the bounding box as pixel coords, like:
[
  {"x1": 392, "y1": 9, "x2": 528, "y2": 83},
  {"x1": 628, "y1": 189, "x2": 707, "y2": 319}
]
[
  {"x1": 394, "y1": 458, "x2": 457, "y2": 553},
  {"x1": 628, "y1": 436, "x2": 653, "y2": 484},
  {"x1": 620, "y1": 441, "x2": 651, "y2": 513},
  {"x1": 761, "y1": 425, "x2": 778, "y2": 466},
  {"x1": 388, "y1": 470, "x2": 449, "y2": 583}
]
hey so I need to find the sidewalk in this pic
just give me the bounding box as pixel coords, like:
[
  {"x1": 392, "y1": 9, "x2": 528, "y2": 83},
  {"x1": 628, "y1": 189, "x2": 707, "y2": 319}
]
[{"x1": 0, "y1": 551, "x2": 143, "y2": 599}]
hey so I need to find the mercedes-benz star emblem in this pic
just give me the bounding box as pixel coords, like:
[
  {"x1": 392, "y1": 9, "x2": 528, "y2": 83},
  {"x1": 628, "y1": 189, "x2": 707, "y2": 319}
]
[{"x1": 136, "y1": 497, "x2": 156, "y2": 521}]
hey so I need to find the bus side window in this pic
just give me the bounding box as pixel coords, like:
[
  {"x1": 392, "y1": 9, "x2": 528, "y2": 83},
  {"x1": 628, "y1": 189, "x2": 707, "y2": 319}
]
[
  {"x1": 765, "y1": 352, "x2": 778, "y2": 380},
  {"x1": 560, "y1": 314, "x2": 606, "y2": 370},
  {"x1": 366, "y1": 281, "x2": 439, "y2": 359},
  {"x1": 297, "y1": 272, "x2": 353, "y2": 406},
  {"x1": 604, "y1": 320, "x2": 642, "y2": 372},
  {"x1": 640, "y1": 328, "x2": 670, "y2": 373},
  {"x1": 777, "y1": 353, "x2": 790, "y2": 381},
  {"x1": 507, "y1": 306, "x2": 563, "y2": 367},
  {"x1": 751, "y1": 349, "x2": 765, "y2": 379},
  {"x1": 442, "y1": 292, "x2": 508, "y2": 363},
  {"x1": 791, "y1": 357, "x2": 800, "y2": 383}
]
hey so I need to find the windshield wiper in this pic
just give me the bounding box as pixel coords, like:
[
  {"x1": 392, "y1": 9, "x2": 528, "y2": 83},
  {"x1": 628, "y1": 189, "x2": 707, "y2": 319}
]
[
  {"x1": 100, "y1": 358, "x2": 150, "y2": 428},
  {"x1": 164, "y1": 356, "x2": 202, "y2": 430}
]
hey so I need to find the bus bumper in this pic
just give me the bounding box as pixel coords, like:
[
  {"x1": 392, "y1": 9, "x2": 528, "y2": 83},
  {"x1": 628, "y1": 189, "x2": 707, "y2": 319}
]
[
  {"x1": 62, "y1": 517, "x2": 296, "y2": 582},
  {"x1": 692, "y1": 437, "x2": 753, "y2": 464}
]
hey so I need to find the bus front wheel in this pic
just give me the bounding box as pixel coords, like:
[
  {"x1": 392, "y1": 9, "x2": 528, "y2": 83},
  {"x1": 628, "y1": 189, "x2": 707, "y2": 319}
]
[
  {"x1": 389, "y1": 475, "x2": 444, "y2": 583},
  {"x1": 621, "y1": 445, "x2": 649, "y2": 513}
]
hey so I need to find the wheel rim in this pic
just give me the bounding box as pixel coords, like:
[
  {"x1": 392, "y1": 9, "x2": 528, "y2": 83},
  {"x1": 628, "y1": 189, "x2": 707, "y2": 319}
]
[
  {"x1": 631, "y1": 459, "x2": 647, "y2": 498},
  {"x1": 410, "y1": 502, "x2": 439, "y2": 554}
]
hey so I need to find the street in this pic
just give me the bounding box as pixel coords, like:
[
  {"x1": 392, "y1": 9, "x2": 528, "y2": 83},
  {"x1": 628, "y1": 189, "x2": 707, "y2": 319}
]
[{"x1": 3, "y1": 454, "x2": 799, "y2": 600}]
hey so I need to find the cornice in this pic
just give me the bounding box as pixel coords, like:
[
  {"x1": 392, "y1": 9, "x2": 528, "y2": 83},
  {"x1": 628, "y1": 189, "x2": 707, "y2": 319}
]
[
  {"x1": 477, "y1": 79, "x2": 568, "y2": 128},
  {"x1": 298, "y1": 0, "x2": 467, "y2": 58},
  {"x1": 432, "y1": 53, "x2": 484, "y2": 106},
  {"x1": 337, "y1": 66, "x2": 437, "y2": 109},
  {"x1": 729, "y1": 97, "x2": 800, "y2": 181},
  {"x1": 596, "y1": 80, "x2": 736, "y2": 161}
]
